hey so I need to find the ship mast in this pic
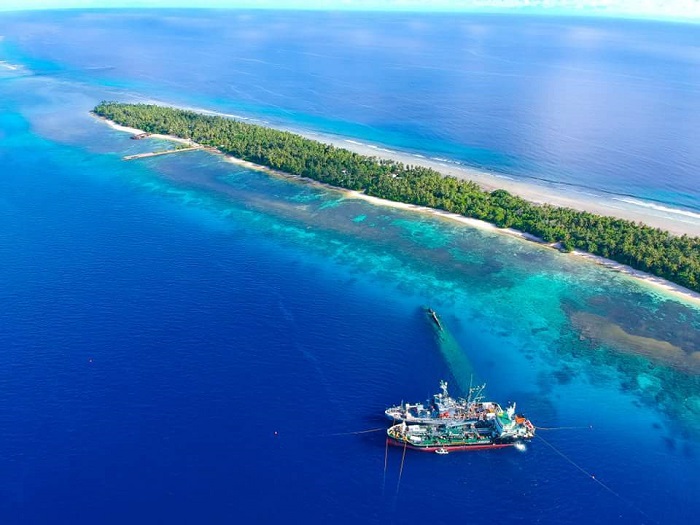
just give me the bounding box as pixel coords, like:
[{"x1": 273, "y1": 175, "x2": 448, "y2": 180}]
[
  {"x1": 439, "y1": 380, "x2": 448, "y2": 399},
  {"x1": 466, "y1": 374, "x2": 473, "y2": 406}
]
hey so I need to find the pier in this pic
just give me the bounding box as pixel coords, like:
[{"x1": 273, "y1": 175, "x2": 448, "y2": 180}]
[{"x1": 123, "y1": 146, "x2": 203, "y2": 161}]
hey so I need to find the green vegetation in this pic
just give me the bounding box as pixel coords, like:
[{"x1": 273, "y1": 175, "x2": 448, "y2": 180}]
[{"x1": 94, "y1": 102, "x2": 700, "y2": 293}]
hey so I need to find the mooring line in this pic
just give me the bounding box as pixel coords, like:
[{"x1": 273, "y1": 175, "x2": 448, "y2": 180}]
[
  {"x1": 382, "y1": 438, "x2": 389, "y2": 496},
  {"x1": 535, "y1": 425, "x2": 593, "y2": 431},
  {"x1": 536, "y1": 434, "x2": 658, "y2": 524},
  {"x1": 323, "y1": 427, "x2": 386, "y2": 437},
  {"x1": 395, "y1": 440, "x2": 408, "y2": 498}
]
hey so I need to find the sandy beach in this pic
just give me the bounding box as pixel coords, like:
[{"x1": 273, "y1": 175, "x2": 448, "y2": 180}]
[
  {"x1": 130, "y1": 101, "x2": 700, "y2": 236},
  {"x1": 343, "y1": 190, "x2": 700, "y2": 307},
  {"x1": 94, "y1": 113, "x2": 700, "y2": 308},
  {"x1": 92, "y1": 114, "x2": 195, "y2": 146},
  {"x1": 296, "y1": 132, "x2": 700, "y2": 238}
]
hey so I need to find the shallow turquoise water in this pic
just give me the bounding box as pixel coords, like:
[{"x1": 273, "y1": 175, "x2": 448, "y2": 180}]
[{"x1": 0, "y1": 11, "x2": 699, "y2": 525}]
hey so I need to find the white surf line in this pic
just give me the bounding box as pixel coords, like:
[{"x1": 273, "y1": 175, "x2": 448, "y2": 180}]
[
  {"x1": 571, "y1": 251, "x2": 700, "y2": 308},
  {"x1": 92, "y1": 96, "x2": 700, "y2": 234},
  {"x1": 613, "y1": 197, "x2": 700, "y2": 221},
  {"x1": 93, "y1": 113, "x2": 700, "y2": 309},
  {"x1": 344, "y1": 191, "x2": 700, "y2": 308},
  {"x1": 0, "y1": 60, "x2": 20, "y2": 71}
]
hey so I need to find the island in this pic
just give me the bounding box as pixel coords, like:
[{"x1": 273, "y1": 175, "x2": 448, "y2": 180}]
[{"x1": 93, "y1": 101, "x2": 700, "y2": 294}]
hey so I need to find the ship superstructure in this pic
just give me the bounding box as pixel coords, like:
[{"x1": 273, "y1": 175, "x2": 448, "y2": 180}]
[{"x1": 385, "y1": 380, "x2": 491, "y2": 424}]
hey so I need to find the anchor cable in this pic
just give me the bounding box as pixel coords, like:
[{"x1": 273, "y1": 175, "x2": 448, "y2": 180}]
[
  {"x1": 535, "y1": 425, "x2": 593, "y2": 431},
  {"x1": 395, "y1": 439, "x2": 408, "y2": 497},
  {"x1": 382, "y1": 438, "x2": 389, "y2": 495},
  {"x1": 322, "y1": 427, "x2": 386, "y2": 437},
  {"x1": 536, "y1": 434, "x2": 658, "y2": 525}
]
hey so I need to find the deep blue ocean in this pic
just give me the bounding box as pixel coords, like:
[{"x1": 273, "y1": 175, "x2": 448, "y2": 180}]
[{"x1": 0, "y1": 9, "x2": 699, "y2": 525}]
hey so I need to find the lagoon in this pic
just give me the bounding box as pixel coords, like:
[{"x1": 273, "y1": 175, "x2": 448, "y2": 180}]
[{"x1": 0, "y1": 9, "x2": 698, "y2": 525}]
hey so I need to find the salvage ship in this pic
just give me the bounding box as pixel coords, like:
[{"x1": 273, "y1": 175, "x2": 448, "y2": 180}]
[
  {"x1": 385, "y1": 380, "x2": 489, "y2": 424},
  {"x1": 385, "y1": 381, "x2": 535, "y2": 453}
]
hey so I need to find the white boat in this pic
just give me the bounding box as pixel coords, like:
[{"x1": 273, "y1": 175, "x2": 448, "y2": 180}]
[{"x1": 385, "y1": 380, "x2": 496, "y2": 425}]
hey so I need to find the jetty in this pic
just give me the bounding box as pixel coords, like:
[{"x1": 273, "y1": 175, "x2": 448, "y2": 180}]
[{"x1": 123, "y1": 146, "x2": 203, "y2": 161}]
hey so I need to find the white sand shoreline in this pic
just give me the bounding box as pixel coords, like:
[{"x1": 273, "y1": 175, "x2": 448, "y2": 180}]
[
  {"x1": 344, "y1": 191, "x2": 700, "y2": 308},
  {"x1": 93, "y1": 113, "x2": 700, "y2": 309},
  {"x1": 311, "y1": 134, "x2": 700, "y2": 237},
  {"x1": 93, "y1": 115, "x2": 194, "y2": 146},
  {"x1": 116, "y1": 100, "x2": 700, "y2": 236}
]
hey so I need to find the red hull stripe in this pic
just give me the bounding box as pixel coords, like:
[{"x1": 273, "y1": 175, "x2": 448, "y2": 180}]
[{"x1": 388, "y1": 439, "x2": 514, "y2": 452}]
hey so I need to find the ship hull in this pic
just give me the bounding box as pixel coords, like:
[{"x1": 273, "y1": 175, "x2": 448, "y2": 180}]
[{"x1": 387, "y1": 437, "x2": 516, "y2": 452}]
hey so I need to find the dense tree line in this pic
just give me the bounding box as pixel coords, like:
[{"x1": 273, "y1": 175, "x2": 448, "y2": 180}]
[{"x1": 94, "y1": 102, "x2": 700, "y2": 293}]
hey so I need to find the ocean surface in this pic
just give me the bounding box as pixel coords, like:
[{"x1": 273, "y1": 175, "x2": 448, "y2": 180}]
[{"x1": 0, "y1": 9, "x2": 698, "y2": 525}]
